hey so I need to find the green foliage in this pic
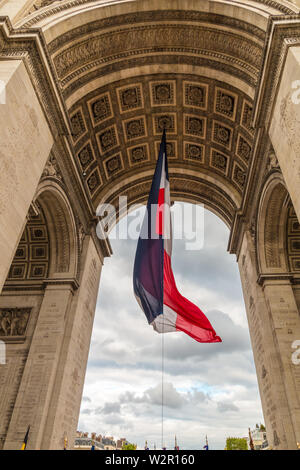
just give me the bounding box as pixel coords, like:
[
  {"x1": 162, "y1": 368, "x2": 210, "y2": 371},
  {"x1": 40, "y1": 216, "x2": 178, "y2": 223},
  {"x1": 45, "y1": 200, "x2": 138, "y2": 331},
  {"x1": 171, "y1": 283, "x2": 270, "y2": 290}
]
[
  {"x1": 225, "y1": 437, "x2": 248, "y2": 451},
  {"x1": 122, "y1": 443, "x2": 137, "y2": 450},
  {"x1": 259, "y1": 424, "x2": 266, "y2": 431}
]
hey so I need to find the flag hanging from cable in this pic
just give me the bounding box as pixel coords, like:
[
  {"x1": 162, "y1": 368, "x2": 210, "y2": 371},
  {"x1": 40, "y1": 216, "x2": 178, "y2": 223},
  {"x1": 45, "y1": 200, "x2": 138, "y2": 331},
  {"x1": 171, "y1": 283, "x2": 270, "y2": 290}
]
[
  {"x1": 133, "y1": 130, "x2": 221, "y2": 343},
  {"x1": 21, "y1": 426, "x2": 30, "y2": 450}
]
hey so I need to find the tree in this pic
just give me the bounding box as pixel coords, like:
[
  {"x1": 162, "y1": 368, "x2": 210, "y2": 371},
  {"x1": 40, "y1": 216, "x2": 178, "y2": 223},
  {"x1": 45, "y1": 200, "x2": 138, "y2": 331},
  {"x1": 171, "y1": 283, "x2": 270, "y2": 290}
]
[
  {"x1": 122, "y1": 443, "x2": 137, "y2": 450},
  {"x1": 225, "y1": 437, "x2": 248, "y2": 450},
  {"x1": 259, "y1": 424, "x2": 266, "y2": 431}
]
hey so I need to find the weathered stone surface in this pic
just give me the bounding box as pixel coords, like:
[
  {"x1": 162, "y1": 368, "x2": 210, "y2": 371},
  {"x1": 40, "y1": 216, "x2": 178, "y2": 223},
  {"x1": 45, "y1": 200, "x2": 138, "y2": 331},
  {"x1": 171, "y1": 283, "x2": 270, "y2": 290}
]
[
  {"x1": 0, "y1": 60, "x2": 53, "y2": 293},
  {"x1": 269, "y1": 46, "x2": 300, "y2": 223},
  {"x1": 0, "y1": 0, "x2": 300, "y2": 451}
]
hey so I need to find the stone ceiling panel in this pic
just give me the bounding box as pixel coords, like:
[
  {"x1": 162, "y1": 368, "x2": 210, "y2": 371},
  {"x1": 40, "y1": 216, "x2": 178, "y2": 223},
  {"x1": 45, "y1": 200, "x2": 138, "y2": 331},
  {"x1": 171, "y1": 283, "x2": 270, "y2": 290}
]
[{"x1": 68, "y1": 73, "x2": 254, "y2": 225}]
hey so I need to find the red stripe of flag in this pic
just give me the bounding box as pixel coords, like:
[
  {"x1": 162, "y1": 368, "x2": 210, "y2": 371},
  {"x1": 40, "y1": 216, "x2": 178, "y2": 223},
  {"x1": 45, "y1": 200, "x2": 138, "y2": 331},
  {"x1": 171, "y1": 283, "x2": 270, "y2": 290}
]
[
  {"x1": 156, "y1": 188, "x2": 165, "y2": 235},
  {"x1": 163, "y1": 250, "x2": 222, "y2": 343}
]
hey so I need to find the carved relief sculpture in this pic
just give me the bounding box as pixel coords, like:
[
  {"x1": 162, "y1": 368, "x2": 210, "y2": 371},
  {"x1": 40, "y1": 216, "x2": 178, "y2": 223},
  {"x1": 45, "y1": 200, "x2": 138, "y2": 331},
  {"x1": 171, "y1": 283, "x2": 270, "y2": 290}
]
[{"x1": 0, "y1": 308, "x2": 31, "y2": 337}]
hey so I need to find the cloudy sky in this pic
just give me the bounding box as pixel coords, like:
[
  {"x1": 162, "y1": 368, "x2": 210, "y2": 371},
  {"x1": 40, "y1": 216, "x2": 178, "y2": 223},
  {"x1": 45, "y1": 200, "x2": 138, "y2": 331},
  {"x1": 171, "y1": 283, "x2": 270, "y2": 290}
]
[{"x1": 78, "y1": 203, "x2": 264, "y2": 450}]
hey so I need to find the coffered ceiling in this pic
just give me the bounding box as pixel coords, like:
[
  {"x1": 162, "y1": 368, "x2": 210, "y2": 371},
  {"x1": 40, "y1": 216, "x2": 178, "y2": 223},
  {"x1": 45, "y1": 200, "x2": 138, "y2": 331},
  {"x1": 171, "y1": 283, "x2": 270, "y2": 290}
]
[{"x1": 67, "y1": 73, "x2": 254, "y2": 226}]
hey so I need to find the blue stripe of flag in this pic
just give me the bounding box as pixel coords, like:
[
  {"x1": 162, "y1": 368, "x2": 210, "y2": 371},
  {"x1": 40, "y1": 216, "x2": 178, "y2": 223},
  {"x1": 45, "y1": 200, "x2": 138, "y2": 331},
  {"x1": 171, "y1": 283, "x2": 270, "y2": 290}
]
[{"x1": 133, "y1": 131, "x2": 167, "y2": 324}]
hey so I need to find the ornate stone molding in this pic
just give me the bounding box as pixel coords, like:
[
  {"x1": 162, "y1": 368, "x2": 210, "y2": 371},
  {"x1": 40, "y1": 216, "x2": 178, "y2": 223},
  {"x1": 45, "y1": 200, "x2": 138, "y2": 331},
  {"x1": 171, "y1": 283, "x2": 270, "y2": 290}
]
[
  {"x1": 78, "y1": 222, "x2": 86, "y2": 253},
  {"x1": 53, "y1": 25, "x2": 261, "y2": 81},
  {"x1": 41, "y1": 153, "x2": 63, "y2": 181},
  {"x1": 66, "y1": 72, "x2": 251, "y2": 224},
  {"x1": 43, "y1": 278, "x2": 80, "y2": 291},
  {"x1": 253, "y1": 17, "x2": 300, "y2": 130},
  {"x1": 63, "y1": 54, "x2": 257, "y2": 102},
  {"x1": 267, "y1": 150, "x2": 280, "y2": 172},
  {"x1": 46, "y1": 10, "x2": 266, "y2": 55},
  {"x1": 17, "y1": 1, "x2": 298, "y2": 29},
  {"x1": 33, "y1": 0, "x2": 64, "y2": 11},
  {"x1": 0, "y1": 17, "x2": 68, "y2": 137},
  {"x1": 26, "y1": 200, "x2": 41, "y2": 221},
  {"x1": 249, "y1": 217, "x2": 257, "y2": 240},
  {"x1": 45, "y1": 14, "x2": 264, "y2": 99},
  {"x1": 257, "y1": 273, "x2": 294, "y2": 285},
  {"x1": 228, "y1": 126, "x2": 277, "y2": 256},
  {"x1": 1, "y1": 281, "x2": 45, "y2": 292},
  {"x1": 264, "y1": 183, "x2": 286, "y2": 268},
  {"x1": 19, "y1": 0, "x2": 96, "y2": 27}
]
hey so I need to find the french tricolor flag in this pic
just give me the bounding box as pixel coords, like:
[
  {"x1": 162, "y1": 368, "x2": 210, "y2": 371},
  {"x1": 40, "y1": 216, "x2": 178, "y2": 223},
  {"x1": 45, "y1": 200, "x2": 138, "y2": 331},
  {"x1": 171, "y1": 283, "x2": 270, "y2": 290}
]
[{"x1": 133, "y1": 131, "x2": 221, "y2": 343}]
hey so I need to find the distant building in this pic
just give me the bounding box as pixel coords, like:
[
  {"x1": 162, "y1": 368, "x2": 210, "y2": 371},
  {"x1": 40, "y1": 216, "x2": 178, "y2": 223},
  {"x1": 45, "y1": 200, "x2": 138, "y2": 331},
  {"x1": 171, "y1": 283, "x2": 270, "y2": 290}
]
[
  {"x1": 246, "y1": 428, "x2": 268, "y2": 450},
  {"x1": 117, "y1": 438, "x2": 129, "y2": 450},
  {"x1": 75, "y1": 431, "x2": 118, "y2": 450},
  {"x1": 74, "y1": 436, "x2": 104, "y2": 450},
  {"x1": 102, "y1": 437, "x2": 117, "y2": 450}
]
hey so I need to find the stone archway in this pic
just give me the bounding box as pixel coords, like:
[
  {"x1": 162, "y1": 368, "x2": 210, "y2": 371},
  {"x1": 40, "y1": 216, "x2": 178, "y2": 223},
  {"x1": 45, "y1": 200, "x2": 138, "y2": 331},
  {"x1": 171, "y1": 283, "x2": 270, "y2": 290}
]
[
  {"x1": 0, "y1": 0, "x2": 300, "y2": 450},
  {"x1": 0, "y1": 180, "x2": 78, "y2": 449},
  {"x1": 237, "y1": 171, "x2": 300, "y2": 450},
  {"x1": 0, "y1": 176, "x2": 105, "y2": 450}
]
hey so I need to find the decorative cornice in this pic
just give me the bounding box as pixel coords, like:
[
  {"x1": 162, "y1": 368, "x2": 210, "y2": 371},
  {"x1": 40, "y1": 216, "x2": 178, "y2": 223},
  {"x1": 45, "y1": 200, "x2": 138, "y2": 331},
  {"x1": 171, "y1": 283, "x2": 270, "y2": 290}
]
[
  {"x1": 46, "y1": 10, "x2": 266, "y2": 53},
  {"x1": 253, "y1": 16, "x2": 300, "y2": 130},
  {"x1": 0, "y1": 16, "x2": 68, "y2": 137},
  {"x1": 17, "y1": 1, "x2": 299, "y2": 30},
  {"x1": 257, "y1": 273, "x2": 294, "y2": 285},
  {"x1": 0, "y1": 336, "x2": 26, "y2": 344},
  {"x1": 46, "y1": 14, "x2": 263, "y2": 99},
  {"x1": 253, "y1": 1, "x2": 298, "y2": 15},
  {"x1": 63, "y1": 54, "x2": 258, "y2": 101},
  {"x1": 2, "y1": 281, "x2": 45, "y2": 292},
  {"x1": 43, "y1": 278, "x2": 80, "y2": 290},
  {"x1": 18, "y1": 0, "x2": 97, "y2": 28}
]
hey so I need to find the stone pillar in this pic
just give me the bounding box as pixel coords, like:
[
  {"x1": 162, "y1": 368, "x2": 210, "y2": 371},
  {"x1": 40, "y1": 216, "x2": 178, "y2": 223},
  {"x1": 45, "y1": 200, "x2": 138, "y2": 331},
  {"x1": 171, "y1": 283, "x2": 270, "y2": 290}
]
[
  {"x1": 0, "y1": 291, "x2": 44, "y2": 450},
  {"x1": 0, "y1": 60, "x2": 53, "y2": 293},
  {"x1": 261, "y1": 278, "x2": 300, "y2": 447},
  {"x1": 238, "y1": 230, "x2": 300, "y2": 449},
  {"x1": 3, "y1": 281, "x2": 75, "y2": 450},
  {"x1": 40, "y1": 235, "x2": 103, "y2": 450},
  {"x1": 2, "y1": 235, "x2": 103, "y2": 450},
  {"x1": 269, "y1": 46, "x2": 300, "y2": 222}
]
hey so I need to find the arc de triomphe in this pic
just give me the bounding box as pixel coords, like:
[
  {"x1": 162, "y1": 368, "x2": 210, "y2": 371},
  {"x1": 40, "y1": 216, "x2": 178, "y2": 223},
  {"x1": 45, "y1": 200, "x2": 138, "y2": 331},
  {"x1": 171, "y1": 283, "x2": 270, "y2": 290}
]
[{"x1": 1, "y1": 0, "x2": 300, "y2": 450}]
